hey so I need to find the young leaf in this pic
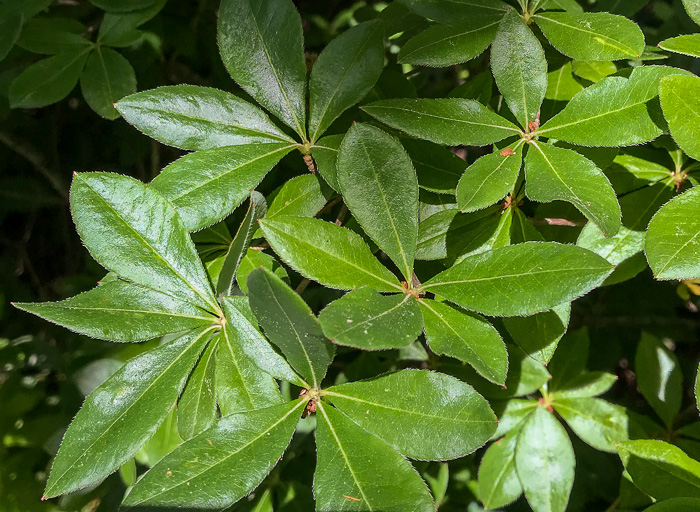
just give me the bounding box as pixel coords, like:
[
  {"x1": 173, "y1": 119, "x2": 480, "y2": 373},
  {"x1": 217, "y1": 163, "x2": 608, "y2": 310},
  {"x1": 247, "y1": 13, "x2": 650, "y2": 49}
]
[
  {"x1": 217, "y1": 192, "x2": 266, "y2": 297},
  {"x1": 9, "y1": 48, "x2": 91, "y2": 108},
  {"x1": 551, "y1": 371, "x2": 618, "y2": 399},
  {"x1": 403, "y1": 139, "x2": 465, "y2": 195},
  {"x1": 503, "y1": 303, "x2": 570, "y2": 365},
  {"x1": 477, "y1": 431, "x2": 523, "y2": 509},
  {"x1": 421, "y1": 242, "x2": 613, "y2": 317},
  {"x1": 123, "y1": 399, "x2": 306, "y2": 510},
  {"x1": 218, "y1": 0, "x2": 306, "y2": 137},
  {"x1": 319, "y1": 288, "x2": 423, "y2": 350},
  {"x1": 116, "y1": 85, "x2": 295, "y2": 150},
  {"x1": 526, "y1": 141, "x2": 621, "y2": 236},
  {"x1": 337, "y1": 123, "x2": 419, "y2": 279},
  {"x1": 534, "y1": 12, "x2": 645, "y2": 61},
  {"x1": 266, "y1": 174, "x2": 329, "y2": 219},
  {"x1": 457, "y1": 142, "x2": 523, "y2": 213},
  {"x1": 399, "y1": 18, "x2": 499, "y2": 67},
  {"x1": 70, "y1": 172, "x2": 218, "y2": 312},
  {"x1": 515, "y1": 407, "x2": 575, "y2": 512},
  {"x1": 151, "y1": 143, "x2": 293, "y2": 232},
  {"x1": 259, "y1": 216, "x2": 403, "y2": 292},
  {"x1": 361, "y1": 98, "x2": 521, "y2": 146},
  {"x1": 618, "y1": 440, "x2": 700, "y2": 500},
  {"x1": 80, "y1": 47, "x2": 136, "y2": 119},
  {"x1": 14, "y1": 279, "x2": 215, "y2": 342},
  {"x1": 323, "y1": 369, "x2": 497, "y2": 460},
  {"x1": 491, "y1": 9, "x2": 547, "y2": 129},
  {"x1": 420, "y1": 299, "x2": 508, "y2": 385},
  {"x1": 44, "y1": 327, "x2": 214, "y2": 498},
  {"x1": 314, "y1": 402, "x2": 435, "y2": 512},
  {"x1": 177, "y1": 337, "x2": 219, "y2": 440},
  {"x1": 553, "y1": 397, "x2": 628, "y2": 452},
  {"x1": 659, "y1": 74, "x2": 700, "y2": 161},
  {"x1": 645, "y1": 186, "x2": 700, "y2": 280},
  {"x1": 635, "y1": 332, "x2": 682, "y2": 428},
  {"x1": 396, "y1": 0, "x2": 509, "y2": 26},
  {"x1": 216, "y1": 309, "x2": 283, "y2": 415},
  {"x1": 247, "y1": 267, "x2": 334, "y2": 389},
  {"x1": 658, "y1": 34, "x2": 700, "y2": 58},
  {"x1": 309, "y1": 20, "x2": 384, "y2": 142}
]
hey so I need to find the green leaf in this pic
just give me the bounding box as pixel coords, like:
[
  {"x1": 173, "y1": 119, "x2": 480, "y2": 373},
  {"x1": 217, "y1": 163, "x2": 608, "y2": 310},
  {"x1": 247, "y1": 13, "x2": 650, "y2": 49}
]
[
  {"x1": 91, "y1": 0, "x2": 159, "y2": 12},
  {"x1": 266, "y1": 174, "x2": 329, "y2": 219},
  {"x1": 217, "y1": 192, "x2": 266, "y2": 297},
  {"x1": 399, "y1": 18, "x2": 499, "y2": 67},
  {"x1": 540, "y1": 0, "x2": 584, "y2": 12},
  {"x1": 13, "y1": 279, "x2": 215, "y2": 342},
  {"x1": 515, "y1": 407, "x2": 575, "y2": 512},
  {"x1": 403, "y1": 139, "x2": 465, "y2": 195},
  {"x1": 221, "y1": 297, "x2": 304, "y2": 387},
  {"x1": 216, "y1": 309, "x2": 283, "y2": 416},
  {"x1": 314, "y1": 402, "x2": 435, "y2": 512},
  {"x1": 324, "y1": 369, "x2": 497, "y2": 460},
  {"x1": 534, "y1": 12, "x2": 645, "y2": 61},
  {"x1": 697, "y1": 364, "x2": 700, "y2": 414},
  {"x1": 552, "y1": 371, "x2": 618, "y2": 399},
  {"x1": 9, "y1": 48, "x2": 91, "y2": 108},
  {"x1": 420, "y1": 299, "x2": 507, "y2": 385},
  {"x1": 123, "y1": 399, "x2": 305, "y2": 509},
  {"x1": 259, "y1": 216, "x2": 403, "y2": 292},
  {"x1": 618, "y1": 439, "x2": 700, "y2": 500},
  {"x1": 644, "y1": 498, "x2": 700, "y2": 512},
  {"x1": 319, "y1": 288, "x2": 423, "y2": 350},
  {"x1": 554, "y1": 397, "x2": 628, "y2": 452},
  {"x1": 538, "y1": 66, "x2": 691, "y2": 147},
  {"x1": 17, "y1": 18, "x2": 91, "y2": 54},
  {"x1": 177, "y1": 337, "x2": 218, "y2": 440},
  {"x1": 477, "y1": 431, "x2": 523, "y2": 509},
  {"x1": 80, "y1": 47, "x2": 136, "y2": 119},
  {"x1": 97, "y1": 0, "x2": 166, "y2": 47},
  {"x1": 577, "y1": 223, "x2": 646, "y2": 286},
  {"x1": 309, "y1": 20, "x2": 384, "y2": 141},
  {"x1": 0, "y1": 12, "x2": 22, "y2": 61},
  {"x1": 491, "y1": 9, "x2": 547, "y2": 129},
  {"x1": 493, "y1": 399, "x2": 538, "y2": 437},
  {"x1": 457, "y1": 142, "x2": 523, "y2": 213},
  {"x1": 526, "y1": 141, "x2": 621, "y2": 236},
  {"x1": 236, "y1": 249, "x2": 289, "y2": 295},
  {"x1": 635, "y1": 332, "x2": 682, "y2": 428},
  {"x1": 396, "y1": 0, "x2": 509, "y2": 26},
  {"x1": 503, "y1": 303, "x2": 570, "y2": 365},
  {"x1": 44, "y1": 327, "x2": 214, "y2": 498},
  {"x1": 659, "y1": 34, "x2": 700, "y2": 58},
  {"x1": 571, "y1": 59, "x2": 617, "y2": 82},
  {"x1": 312, "y1": 134, "x2": 343, "y2": 192},
  {"x1": 337, "y1": 123, "x2": 418, "y2": 279},
  {"x1": 645, "y1": 186, "x2": 700, "y2": 280},
  {"x1": 660, "y1": 74, "x2": 700, "y2": 161},
  {"x1": 362, "y1": 98, "x2": 521, "y2": 146},
  {"x1": 135, "y1": 404, "x2": 182, "y2": 468},
  {"x1": 421, "y1": 242, "x2": 613, "y2": 317},
  {"x1": 151, "y1": 143, "x2": 293, "y2": 232},
  {"x1": 545, "y1": 62, "x2": 583, "y2": 101},
  {"x1": 247, "y1": 267, "x2": 334, "y2": 388},
  {"x1": 683, "y1": 0, "x2": 700, "y2": 25},
  {"x1": 70, "y1": 172, "x2": 218, "y2": 313},
  {"x1": 116, "y1": 85, "x2": 294, "y2": 150},
  {"x1": 218, "y1": 0, "x2": 306, "y2": 137}
]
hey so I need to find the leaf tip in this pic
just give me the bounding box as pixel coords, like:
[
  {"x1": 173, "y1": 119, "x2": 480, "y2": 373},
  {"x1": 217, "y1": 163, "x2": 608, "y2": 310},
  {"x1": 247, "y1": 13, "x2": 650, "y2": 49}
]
[{"x1": 41, "y1": 497, "x2": 47, "y2": 502}]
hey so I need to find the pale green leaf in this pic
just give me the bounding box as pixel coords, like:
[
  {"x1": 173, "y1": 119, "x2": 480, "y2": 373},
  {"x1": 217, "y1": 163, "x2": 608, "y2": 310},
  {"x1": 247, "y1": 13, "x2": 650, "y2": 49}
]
[
  {"x1": 266, "y1": 174, "x2": 329, "y2": 219},
  {"x1": 571, "y1": 60, "x2": 617, "y2": 82},
  {"x1": 660, "y1": 74, "x2": 700, "y2": 161},
  {"x1": 545, "y1": 62, "x2": 583, "y2": 101},
  {"x1": 682, "y1": 0, "x2": 700, "y2": 25},
  {"x1": 635, "y1": 332, "x2": 682, "y2": 428},
  {"x1": 554, "y1": 397, "x2": 628, "y2": 452},
  {"x1": 644, "y1": 498, "x2": 700, "y2": 512},
  {"x1": 236, "y1": 249, "x2": 289, "y2": 295},
  {"x1": 477, "y1": 431, "x2": 523, "y2": 509},
  {"x1": 552, "y1": 371, "x2": 618, "y2": 399},
  {"x1": 503, "y1": 303, "x2": 570, "y2": 365},
  {"x1": 659, "y1": 34, "x2": 700, "y2": 58}
]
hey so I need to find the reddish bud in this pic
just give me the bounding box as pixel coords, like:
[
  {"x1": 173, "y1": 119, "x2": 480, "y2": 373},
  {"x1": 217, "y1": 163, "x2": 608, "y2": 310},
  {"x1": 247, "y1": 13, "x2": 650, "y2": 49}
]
[{"x1": 500, "y1": 148, "x2": 515, "y2": 157}]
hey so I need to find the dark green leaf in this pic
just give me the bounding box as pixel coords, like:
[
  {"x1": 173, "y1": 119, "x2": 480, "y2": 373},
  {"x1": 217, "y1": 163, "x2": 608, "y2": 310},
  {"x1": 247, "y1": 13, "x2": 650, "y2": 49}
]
[
  {"x1": 635, "y1": 332, "x2": 682, "y2": 428},
  {"x1": 477, "y1": 431, "x2": 523, "y2": 509},
  {"x1": 80, "y1": 47, "x2": 136, "y2": 119},
  {"x1": 659, "y1": 74, "x2": 700, "y2": 161},
  {"x1": 403, "y1": 139, "x2": 465, "y2": 195},
  {"x1": 396, "y1": 0, "x2": 508, "y2": 26},
  {"x1": 554, "y1": 397, "x2": 628, "y2": 452},
  {"x1": 0, "y1": 12, "x2": 22, "y2": 61},
  {"x1": 17, "y1": 18, "x2": 91, "y2": 54},
  {"x1": 98, "y1": 0, "x2": 166, "y2": 47},
  {"x1": 91, "y1": 0, "x2": 159, "y2": 12},
  {"x1": 177, "y1": 337, "x2": 219, "y2": 440},
  {"x1": 312, "y1": 134, "x2": 343, "y2": 192}
]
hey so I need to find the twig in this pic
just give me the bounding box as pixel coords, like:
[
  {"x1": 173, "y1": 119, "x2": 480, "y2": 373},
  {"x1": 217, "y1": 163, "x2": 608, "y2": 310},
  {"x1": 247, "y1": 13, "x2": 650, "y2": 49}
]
[{"x1": 603, "y1": 497, "x2": 620, "y2": 512}]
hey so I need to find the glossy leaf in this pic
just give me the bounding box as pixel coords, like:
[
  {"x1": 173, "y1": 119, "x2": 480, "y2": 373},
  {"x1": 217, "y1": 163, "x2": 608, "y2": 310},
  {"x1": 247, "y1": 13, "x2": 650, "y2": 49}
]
[
  {"x1": 14, "y1": 279, "x2": 214, "y2": 342},
  {"x1": 554, "y1": 397, "x2": 628, "y2": 452},
  {"x1": 515, "y1": 407, "x2": 575, "y2": 512},
  {"x1": 259, "y1": 216, "x2": 403, "y2": 292},
  {"x1": 478, "y1": 431, "x2": 523, "y2": 509},
  {"x1": 526, "y1": 141, "x2": 621, "y2": 236},
  {"x1": 44, "y1": 327, "x2": 214, "y2": 497},
  {"x1": 116, "y1": 85, "x2": 294, "y2": 150},
  {"x1": 324, "y1": 369, "x2": 497, "y2": 460},
  {"x1": 266, "y1": 174, "x2": 329, "y2": 219},
  {"x1": 362, "y1": 98, "x2": 521, "y2": 146},
  {"x1": 70, "y1": 172, "x2": 218, "y2": 312},
  {"x1": 314, "y1": 402, "x2": 434, "y2": 512},
  {"x1": 534, "y1": 12, "x2": 645, "y2": 61},
  {"x1": 151, "y1": 143, "x2": 293, "y2": 232},
  {"x1": 457, "y1": 142, "x2": 523, "y2": 213},
  {"x1": 80, "y1": 47, "x2": 136, "y2": 119},
  {"x1": 503, "y1": 303, "x2": 570, "y2": 365},
  {"x1": 218, "y1": 0, "x2": 306, "y2": 136},
  {"x1": 319, "y1": 289, "x2": 423, "y2": 350},
  {"x1": 659, "y1": 34, "x2": 700, "y2": 58},
  {"x1": 247, "y1": 267, "x2": 334, "y2": 388},
  {"x1": 635, "y1": 332, "x2": 682, "y2": 428},
  {"x1": 403, "y1": 139, "x2": 465, "y2": 195},
  {"x1": 618, "y1": 439, "x2": 700, "y2": 500},
  {"x1": 552, "y1": 371, "x2": 618, "y2": 399},
  {"x1": 123, "y1": 399, "x2": 305, "y2": 510},
  {"x1": 645, "y1": 186, "x2": 700, "y2": 280},
  {"x1": 312, "y1": 134, "x2": 343, "y2": 192},
  {"x1": 421, "y1": 242, "x2": 613, "y2": 317},
  {"x1": 491, "y1": 9, "x2": 547, "y2": 129},
  {"x1": 659, "y1": 74, "x2": 700, "y2": 161},
  {"x1": 177, "y1": 337, "x2": 218, "y2": 440},
  {"x1": 309, "y1": 20, "x2": 384, "y2": 141},
  {"x1": 644, "y1": 498, "x2": 700, "y2": 512},
  {"x1": 420, "y1": 299, "x2": 508, "y2": 385},
  {"x1": 396, "y1": 0, "x2": 508, "y2": 26},
  {"x1": 337, "y1": 123, "x2": 418, "y2": 279}
]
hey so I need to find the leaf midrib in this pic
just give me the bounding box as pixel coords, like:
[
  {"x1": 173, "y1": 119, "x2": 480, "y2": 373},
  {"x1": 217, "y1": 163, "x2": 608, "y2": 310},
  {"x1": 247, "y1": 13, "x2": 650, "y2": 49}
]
[{"x1": 330, "y1": 294, "x2": 411, "y2": 339}]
